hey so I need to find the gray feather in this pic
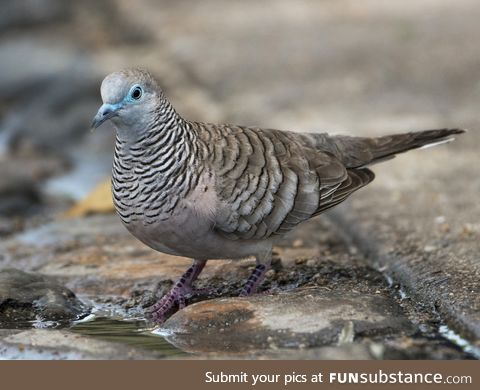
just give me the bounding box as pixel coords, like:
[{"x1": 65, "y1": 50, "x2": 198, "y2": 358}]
[{"x1": 97, "y1": 68, "x2": 464, "y2": 261}]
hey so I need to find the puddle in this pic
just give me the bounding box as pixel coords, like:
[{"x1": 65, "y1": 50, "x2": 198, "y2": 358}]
[
  {"x1": 70, "y1": 316, "x2": 186, "y2": 358},
  {"x1": 1, "y1": 314, "x2": 186, "y2": 359}
]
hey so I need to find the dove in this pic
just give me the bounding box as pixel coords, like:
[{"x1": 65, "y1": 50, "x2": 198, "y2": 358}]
[{"x1": 92, "y1": 68, "x2": 464, "y2": 323}]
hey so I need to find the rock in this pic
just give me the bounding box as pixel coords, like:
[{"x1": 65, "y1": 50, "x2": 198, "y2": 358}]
[
  {"x1": 190, "y1": 336, "x2": 473, "y2": 360},
  {"x1": 382, "y1": 336, "x2": 476, "y2": 360},
  {"x1": 196, "y1": 343, "x2": 377, "y2": 360},
  {"x1": 0, "y1": 268, "x2": 88, "y2": 325},
  {"x1": 0, "y1": 328, "x2": 160, "y2": 360},
  {"x1": 161, "y1": 288, "x2": 413, "y2": 353}
]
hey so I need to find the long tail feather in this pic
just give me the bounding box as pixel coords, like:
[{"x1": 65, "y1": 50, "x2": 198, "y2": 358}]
[{"x1": 332, "y1": 128, "x2": 466, "y2": 168}]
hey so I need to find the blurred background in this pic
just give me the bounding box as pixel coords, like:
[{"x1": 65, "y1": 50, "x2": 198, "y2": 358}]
[
  {"x1": 0, "y1": 0, "x2": 479, "y2": 359},
  {"x1": 0, "y1": 0, "x2": 478, "y2": 234}
]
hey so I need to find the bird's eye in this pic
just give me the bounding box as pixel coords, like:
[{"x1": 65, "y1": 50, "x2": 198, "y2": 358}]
[{"x1": 130, "y1": 86, "x2": 143, "y2": 100}]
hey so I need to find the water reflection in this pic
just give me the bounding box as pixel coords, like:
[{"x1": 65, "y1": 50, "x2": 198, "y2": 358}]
[{"x1": 70, "y1": 316, "x2": 185, "y2": 358}]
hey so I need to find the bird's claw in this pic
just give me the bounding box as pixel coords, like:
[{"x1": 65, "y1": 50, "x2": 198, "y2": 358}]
[
  {"x1": 147, "y1": 282, "x2": 194, "y2": 323},
  {"x1": 146, "y1": 284, "x2": 214, "y2": 323}
]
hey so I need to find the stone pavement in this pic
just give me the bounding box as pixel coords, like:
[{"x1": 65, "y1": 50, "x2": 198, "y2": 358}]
[{"x1": 0, "y1": 0, "x2": 479, "y2": 359}]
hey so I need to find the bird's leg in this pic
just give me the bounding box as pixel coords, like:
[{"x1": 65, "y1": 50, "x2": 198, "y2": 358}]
[
  {"x1": 239, "y1": 250, "x2": 272, "y2": 297},
  {"x1": 149, "y1": 259, "x2": 206, "y2": 323}
]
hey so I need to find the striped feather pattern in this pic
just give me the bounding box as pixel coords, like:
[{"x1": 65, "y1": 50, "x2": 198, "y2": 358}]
[
  {"x1": 112, "y1": 103, "x2": 203, "y2": 225},
  {"x1": 109, "y1": 70, "x2": 463, "y2": 245}
]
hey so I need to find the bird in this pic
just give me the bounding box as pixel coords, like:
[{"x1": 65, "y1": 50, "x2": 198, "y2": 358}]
[{"x1": 92, "y1": 68, "x2": 465, "y2": 323}]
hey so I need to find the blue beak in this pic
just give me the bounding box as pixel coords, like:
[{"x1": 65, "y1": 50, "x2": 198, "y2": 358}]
[{"x1": 91, "y1": 103, "x2": 120, "y2": 128}]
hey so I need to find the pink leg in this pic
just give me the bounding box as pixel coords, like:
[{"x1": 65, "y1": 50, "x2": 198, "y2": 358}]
[
  {"x1": 239, "y1": 264, "x2": 270, "y2": 296},
  {"x1": 148, "y1": 259, "x2": 206, "y2": 323}
]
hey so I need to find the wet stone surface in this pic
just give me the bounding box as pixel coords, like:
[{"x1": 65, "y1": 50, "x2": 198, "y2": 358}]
[
  {"x1": 0, "y1": 268, "x2": 88, "y2": 326},
  {"x1": 161, "y1": 289, "x2": 414, "y2": 353},
  {"x1": 0, "y1": 326, "x2": 173, "y2": 360},
  {"x1": 0, "y1": 214, "x2": 474, "y2": 359}
]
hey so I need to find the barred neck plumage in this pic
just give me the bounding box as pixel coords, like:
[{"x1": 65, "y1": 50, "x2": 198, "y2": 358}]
[{"x1": 112, "y1": 103, "x2": 203, "y2": 225}]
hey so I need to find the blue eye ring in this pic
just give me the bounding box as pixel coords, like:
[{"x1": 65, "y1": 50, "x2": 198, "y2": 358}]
[{"x1": 129, "y1": 85, "x2": 143, "y2": 100}]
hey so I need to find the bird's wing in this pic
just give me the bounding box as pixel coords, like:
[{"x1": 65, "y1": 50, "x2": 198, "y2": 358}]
[
  {"x1": 311, "y1": 168, "x2": 374, "y2": 216},
  {"x1": 203, "y1": 125, "x2": 373, "y2": 240}
]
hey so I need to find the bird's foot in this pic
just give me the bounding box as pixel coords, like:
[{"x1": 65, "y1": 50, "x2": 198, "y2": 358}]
[
  {"x1": 147, "y1": 280, "x2": 194, "y2": 323},
  {"x1": 148, "y1": 284, "x2": 215, "y2": 323},
  {"x1": 147, "y1": 259, "x2": 207, "y2": 324}
]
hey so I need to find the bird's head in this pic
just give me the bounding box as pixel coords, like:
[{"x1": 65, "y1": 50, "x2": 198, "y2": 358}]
[{"x1": 92, "y1": 68, "x2": 169, "y2": 137}]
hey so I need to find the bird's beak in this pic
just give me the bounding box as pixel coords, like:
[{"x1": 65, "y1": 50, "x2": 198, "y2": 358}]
[{"x1": 91, "y1": 103, "x2": 120, "y2": 129}]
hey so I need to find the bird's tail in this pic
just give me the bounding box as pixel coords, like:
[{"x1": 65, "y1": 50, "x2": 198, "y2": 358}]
[{"x1": 331, "y1": 128, "x2": 466, "y2": 168}]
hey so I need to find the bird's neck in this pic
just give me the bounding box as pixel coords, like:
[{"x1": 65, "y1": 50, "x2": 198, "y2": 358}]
[
  {"x1": 116, "y1": 96, "x2": 195, "y2": 150},
  {"x1": 114, "y1": 112, "x2": 199, "y2": 191}
]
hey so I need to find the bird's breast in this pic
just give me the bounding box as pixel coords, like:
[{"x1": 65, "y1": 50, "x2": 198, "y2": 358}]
[{"x1": 113, "y1": 169, "x2": 223, "y2": 258}]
